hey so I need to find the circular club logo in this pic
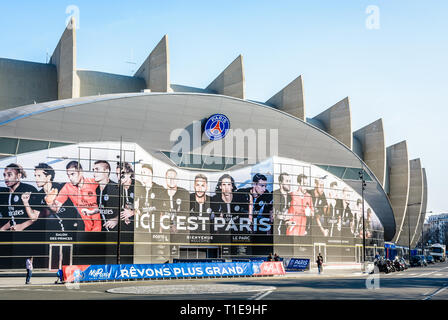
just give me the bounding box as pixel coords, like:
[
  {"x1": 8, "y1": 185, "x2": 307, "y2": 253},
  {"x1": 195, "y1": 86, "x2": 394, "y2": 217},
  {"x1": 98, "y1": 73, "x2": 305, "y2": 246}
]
[{"x1": 204, "y1": 114, "x2": 230, "y2": 141}]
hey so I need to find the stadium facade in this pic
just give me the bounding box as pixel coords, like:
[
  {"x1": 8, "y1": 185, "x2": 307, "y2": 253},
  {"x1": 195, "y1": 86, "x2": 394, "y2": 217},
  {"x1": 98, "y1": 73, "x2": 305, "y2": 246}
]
[{"x1": 0, "y1": 19, "x2": 428, "y2": 269}]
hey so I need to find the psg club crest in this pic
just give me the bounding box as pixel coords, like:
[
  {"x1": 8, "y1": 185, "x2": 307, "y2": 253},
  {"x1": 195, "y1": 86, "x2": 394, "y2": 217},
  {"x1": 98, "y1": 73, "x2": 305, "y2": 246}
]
[{"x1": 204, "y1": 114, "x2": 230, "y2": 141}]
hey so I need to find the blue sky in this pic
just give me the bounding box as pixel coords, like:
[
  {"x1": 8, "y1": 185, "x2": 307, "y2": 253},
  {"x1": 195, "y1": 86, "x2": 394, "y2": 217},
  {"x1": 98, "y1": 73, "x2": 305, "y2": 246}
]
[{"x1": 1, "y1": 0, "x2": 447, "y2": 217}]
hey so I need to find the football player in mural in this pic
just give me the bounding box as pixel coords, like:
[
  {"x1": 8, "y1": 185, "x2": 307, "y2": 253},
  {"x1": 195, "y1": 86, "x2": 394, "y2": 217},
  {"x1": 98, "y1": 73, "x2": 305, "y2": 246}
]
[
  {"x1": 189, "y1": 174, "x2": 212, "y2": 234},
  {"x1": 51, "y1": 161, "x2": 101, "y2": 232},
  {"x1": 273, "y1": 172, "x2": 292, "y2": 236},
  {"x1": 93, "y1": 160, "x2": 119, "y2": 231},
  {"x1": 135, "y1": 164, "x2": 165, "y2": 233},
  {"x1": 162, "y1": 168, "x2": 189, "y2": 233},
  {"x1": 237, "y1": 173, "x2": 273, "y2": 234},
  {"x1": 116, "y1": 161, "x2": 140, "y2": 232},
  {"x1": 310, "y1": 177, "x2": 329, "y2": 237},
  {"x1": 286, "y1": 174, "x2": 314, "y2": 236},
  {"x1": 297, "y1": 173, "x2": 313, "y2": 234},
  {"x1": 32, "y1": 163, "x2": 80, "y2": 232},
  {"x1": 341, "y1": 187, "x2": 354, "y2": 239},
  {"x1": 352, "y1": 198, "x2": 363, "y2": 238},
  {"x1": 366, "y1": 208, "x2": 374, "y2": 240},
  {"x1": 211, "y1": 174, "x2": 245, "y2": 235},
  {"x1": 0, "y1": 163, "x2": 38, "y2": 231},
  {"x1": 326, "y1": 181, "x2": 344, "y2": 238}
]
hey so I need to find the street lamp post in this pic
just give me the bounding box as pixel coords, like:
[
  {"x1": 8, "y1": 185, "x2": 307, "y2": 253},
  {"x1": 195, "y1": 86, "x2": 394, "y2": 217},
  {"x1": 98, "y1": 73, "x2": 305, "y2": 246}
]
[
  {"x1": 407, "y1": 202, "x2": 423, "y2": 262},
  {"x1": 420, "y1": 211, "x2": 432, "y2": 255},
  {"x1": 359, "y1": 170, "x2": 367, "y2": 267}
]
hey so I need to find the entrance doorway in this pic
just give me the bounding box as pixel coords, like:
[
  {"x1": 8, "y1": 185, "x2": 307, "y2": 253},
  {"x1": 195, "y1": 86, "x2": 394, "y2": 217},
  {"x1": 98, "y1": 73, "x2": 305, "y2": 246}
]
[
  {"x1": 179, "y1": 246, "x2": 220, "y2": 259},
  {"x1": 49, "y1": 244, "x2": 72, "y2": 270},
  {"x1": 355, "y1": 244, "x2": 363, "y2": 263}
]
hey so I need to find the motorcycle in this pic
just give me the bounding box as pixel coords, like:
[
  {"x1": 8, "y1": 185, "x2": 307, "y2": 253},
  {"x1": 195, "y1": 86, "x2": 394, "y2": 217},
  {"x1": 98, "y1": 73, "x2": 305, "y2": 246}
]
[
  {"x1": 386, "y1": 259, "x2": 395, "y2": 272},
  {"x1": 393, "y1": 258, "x2": 404, "y2": 271},
  {"x1": 373, "y1": 257, "x2": 391, "y2": 273}
]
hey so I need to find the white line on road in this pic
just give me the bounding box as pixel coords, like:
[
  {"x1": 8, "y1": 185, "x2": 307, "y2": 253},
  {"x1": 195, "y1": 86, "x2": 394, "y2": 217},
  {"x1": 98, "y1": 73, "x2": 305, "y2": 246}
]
[
  {"x1": 423, "y1": 285, "x2": 448, "y2": 300},
  {"x1": 248, "y1": 289, "x2": 275, "y2": 300},
  {"x1": 411, "y1": 266, "x2": 448, "y2": 278},
  {"x1": 250, "y1": 290, "x2": 274, "y2": 300}
]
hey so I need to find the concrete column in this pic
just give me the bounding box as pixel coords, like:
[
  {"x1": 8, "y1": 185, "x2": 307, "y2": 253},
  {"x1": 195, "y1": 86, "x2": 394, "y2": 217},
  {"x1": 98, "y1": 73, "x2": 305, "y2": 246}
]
[
  {"x1": 387, "y1": 141, "x2": 410, "y2": 245},
  {"x1": 406, "y1": 159, "x2": 424, "y2": 247},
  {"x1": 206, "y1": 55, "x2": 245, "y2": 99},
  {"x1": 413, "y1": 168, "x2": 428, "y2": 247},
  {"x1": 134, "y1": 35, "x2": 170, "y2": 92},
  {"x1": 50, "y1": 16, "x2": 79, "y2": 99},
  {"x1": 312, "y1": 97, "x2": 352, "y2": 148},
  {"x1": 265, "y1": 75, "x2": 305, "y2": 120},
  {"x1": 353, "y1": 119, "x2": 386, "y2": 186}
]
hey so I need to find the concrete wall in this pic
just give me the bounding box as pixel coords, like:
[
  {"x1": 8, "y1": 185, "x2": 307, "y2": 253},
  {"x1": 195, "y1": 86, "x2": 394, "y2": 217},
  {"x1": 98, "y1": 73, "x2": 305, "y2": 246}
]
[
  {"x1": 313, "y1": 97, "x2": 352, "y2": 149},
  {"x1": 353, "y1": 119, "x2": 386, "y2": 186},
  {"x1": 134, "y1": 35, "x2": 170, "y2": 92},
  {"x1": 77, "y1": 70, "x2": 145, "y2": 97},
  {"x1": 0, "y1": 58, "x2": 57, "y2": 111},
  {"x1": 265, "y1": 75, "x2": 305, "y2": 120},
  {"x1": 387, "y1": 141, "x2": 410, "y2": 245},
  {"x1": 206, "y1": 55, "x2": 245, "y2": 99}
]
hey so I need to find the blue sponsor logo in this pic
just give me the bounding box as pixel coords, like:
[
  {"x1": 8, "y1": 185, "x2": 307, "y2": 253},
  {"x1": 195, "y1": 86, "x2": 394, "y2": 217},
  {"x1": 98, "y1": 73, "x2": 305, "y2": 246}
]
[
  {"x1": 286, "y1": 258, "x2": 310, "y2": 270},
  {"x1": 204, "y1": 114, "x2": 230, "y2": 141}
]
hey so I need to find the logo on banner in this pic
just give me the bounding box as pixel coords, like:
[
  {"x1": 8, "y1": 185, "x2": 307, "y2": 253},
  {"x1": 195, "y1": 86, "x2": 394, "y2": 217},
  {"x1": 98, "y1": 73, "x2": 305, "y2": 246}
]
[{"x1": 204, "y1": 114, "x2": 230, "y2": 141}]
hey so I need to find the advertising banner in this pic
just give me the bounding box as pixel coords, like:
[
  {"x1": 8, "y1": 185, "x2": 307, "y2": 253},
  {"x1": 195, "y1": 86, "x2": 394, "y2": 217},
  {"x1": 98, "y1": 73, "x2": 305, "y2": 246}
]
[
  {"x1": 63, "y1": 261, "x2": 285, "y2": 282},
  {"x1": 286, "y1": 258, "x2": 310, "y2": 271}
]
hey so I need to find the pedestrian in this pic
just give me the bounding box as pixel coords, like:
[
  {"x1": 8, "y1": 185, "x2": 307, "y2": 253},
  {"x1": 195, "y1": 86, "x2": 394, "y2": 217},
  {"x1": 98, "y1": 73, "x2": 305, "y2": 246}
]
[
  {"x1": 25, "y1": 257, "x2": 33, "y2": 284},
  {"x1": 316, "y1": 253, "x2": 323, "y2": 274},
  {"x1": 267, "y1": 253, "x2": 273, "y2": 261},
  {"x1": 54, "y1": 269, "x2": 64, "y2": 284},
  {"x1": 274, "y1": 253, "x2": 280, "y2": 261}
]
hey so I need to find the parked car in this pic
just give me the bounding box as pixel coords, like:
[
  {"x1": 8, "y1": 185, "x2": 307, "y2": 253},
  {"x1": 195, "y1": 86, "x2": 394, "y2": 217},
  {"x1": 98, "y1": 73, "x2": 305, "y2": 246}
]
[
  {"x1": 410, "y1": 255, "x2": 426, "y2": 267},
  {"x1": 420, "y1": 255, "x2": 428, "y2": 266},
  {"x1": 425, "y1": 255, "x2": 435, "y2": 264}
]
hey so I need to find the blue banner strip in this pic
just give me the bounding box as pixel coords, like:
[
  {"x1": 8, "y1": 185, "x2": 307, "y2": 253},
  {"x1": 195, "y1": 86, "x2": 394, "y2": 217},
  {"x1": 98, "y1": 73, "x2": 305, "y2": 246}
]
[{"x1": 71, "y1": 262, "x2": 267, "y2": 282}]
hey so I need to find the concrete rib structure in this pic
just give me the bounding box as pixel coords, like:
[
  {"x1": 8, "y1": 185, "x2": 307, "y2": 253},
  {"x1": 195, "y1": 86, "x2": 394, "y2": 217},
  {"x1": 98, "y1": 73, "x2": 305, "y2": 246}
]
[
  {"x1": 312, "y1": 97, "x2": 352, "y2": 149},
  {"x1": 205, "y1": 55, "x2": 245, "y2": 99},
  {"x1": 353, "y1": 119, "x2": 386, "y2": 186},
  {"x1": 406, "y1": 159, "x2": 424, "y2": 246},
  {"x1": 50, "y1": 17, "x2": 79, "y2": 99},
  {"x1": 0, "y1": 18, "x2": 432, "y2": 253},
  {"x1": 387, "y1": 141, "x2": 410, "y2": 245},
  {"x1": 412, "y1": 168, "x2": 428, "y2": 247},
  {"x1": 134, "y1": 35, "x2": 170, "y2": 92},
  {"x1": 265, "y1": 75, "x2": 305, "y2": 121}
]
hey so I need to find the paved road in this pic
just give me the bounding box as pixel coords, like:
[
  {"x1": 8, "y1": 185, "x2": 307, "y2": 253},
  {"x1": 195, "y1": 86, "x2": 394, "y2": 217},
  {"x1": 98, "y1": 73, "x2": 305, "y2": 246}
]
[{"x1": 0, "y1": 263, "x2": 447, "y2": 300}]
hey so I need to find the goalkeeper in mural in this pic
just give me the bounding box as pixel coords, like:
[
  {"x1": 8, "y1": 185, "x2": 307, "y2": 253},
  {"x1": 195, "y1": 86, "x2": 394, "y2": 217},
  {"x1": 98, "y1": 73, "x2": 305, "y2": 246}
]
[
  {"x1": 286, "y1": 174, "x2": 314, "y2": 236},
  {"x1": 51, "y1": 161, "x2": 101, "y2": 232}
]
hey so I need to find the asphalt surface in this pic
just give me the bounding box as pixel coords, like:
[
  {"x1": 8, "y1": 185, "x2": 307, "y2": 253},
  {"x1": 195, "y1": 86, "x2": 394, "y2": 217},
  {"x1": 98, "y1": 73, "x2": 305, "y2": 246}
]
[{"x1": 0, "y1": 262, "x2": 447, "y2": 301}]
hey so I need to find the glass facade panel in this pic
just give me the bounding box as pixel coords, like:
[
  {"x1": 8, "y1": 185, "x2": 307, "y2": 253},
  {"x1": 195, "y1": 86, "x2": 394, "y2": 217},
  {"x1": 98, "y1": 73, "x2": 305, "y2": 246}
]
[
  {"x1": 17, "y1": 139, "x2": 49, "y2": 154},
  {"x1": 0, "y1": 138, "x2": 18, "y2": 155}
]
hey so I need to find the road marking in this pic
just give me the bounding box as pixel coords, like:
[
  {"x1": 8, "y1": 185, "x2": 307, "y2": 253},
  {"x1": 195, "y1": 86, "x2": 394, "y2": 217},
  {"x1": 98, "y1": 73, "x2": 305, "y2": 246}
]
[
  {"x1": 249, "y1": 290, "x2": 274, "y2": 300},
  {"x1": 410, "y1": 266, "x2": 448, "y2": 278},
  {"x1": 422, "y1": 284, "x2": 448, "y2": 300}
]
